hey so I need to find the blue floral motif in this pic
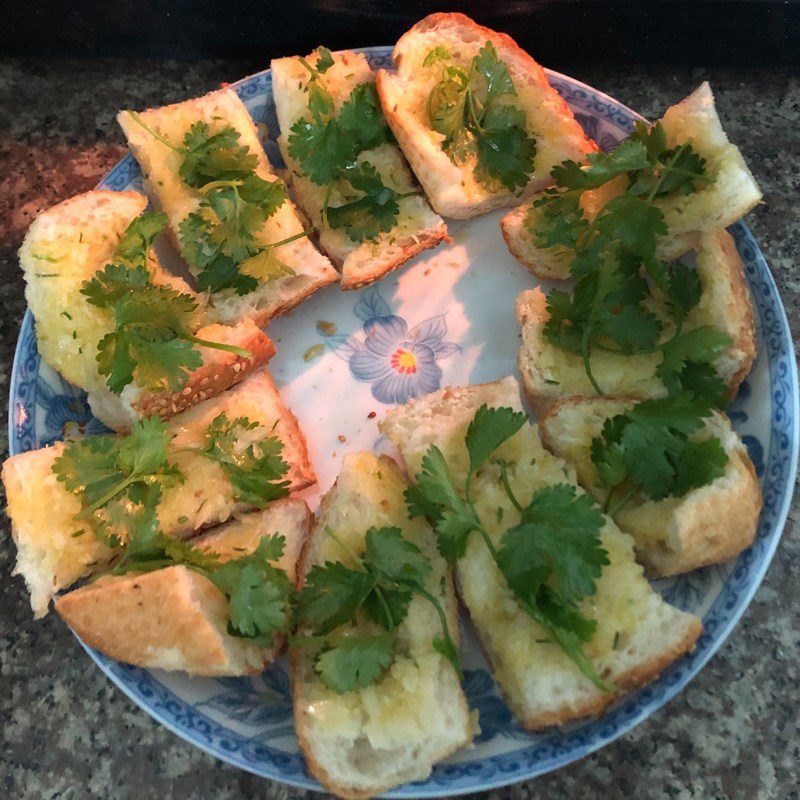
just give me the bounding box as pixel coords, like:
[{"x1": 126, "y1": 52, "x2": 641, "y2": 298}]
[
  {"x1": 35, "y1": 375, "x2": 109, "y2": 446},
  {"x1": 573, "y1": 112, "x2": 625, "y2": 152},
  {"x1": 322, "y1": 286, "x2": 458, "y2": 405},
  {"x1": 462, "y1": 669, "x2": 525, "y2": 743}
]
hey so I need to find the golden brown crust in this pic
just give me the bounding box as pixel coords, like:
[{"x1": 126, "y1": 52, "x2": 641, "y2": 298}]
[
  {"x1": 715, "y1": 229, "x2": 757, "y2": 399},
  {"x1": 129, "y1": 326, "x2": 276, "y2": 426},
  {"x1": 339, "y1": 224, "x2": 451, "y2": 290}
]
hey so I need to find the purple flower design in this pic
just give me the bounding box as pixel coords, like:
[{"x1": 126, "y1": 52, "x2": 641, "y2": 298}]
[{"x1": 322, "y1": 286, "x2": 458, "y2": 405}]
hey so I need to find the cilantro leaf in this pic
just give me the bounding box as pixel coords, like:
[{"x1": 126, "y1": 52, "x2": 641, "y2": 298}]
[
  {"x1": 179, "y1": 122, "x2": 257, "y2": 188},
  {"x1": 201, "y1": 413, "x2": 291, "y2": 507},
  {"x1": 53, "y1": 417, "x2": 183, "y2": 546},
  {"x1": 314, "y1": 46, "x2": 334, "y2": 73},
  {"x1": 465, "y1": 404, "x2": 526, "y2": 478},
  {"x1": 551, "y1": 140, "x2": 650, "y2": 190},
  {"x1": 288, "y1": 117, "x2": 357, "y2": 185},
  {"x1": 657, "y1": 326, "x2": 732, "y2": 404},
  {"x1": 498, "y1": 484, "x2": 608, "y2": 604},
  {"x1": 315, "y1": 634, "x2": 394, "y2": 693},
  {"x1": 426, "y1": 42, "x2": 535, "y2": 191},
  {"x1": 364, "y1": 526, "x2": 431, "y2": 588},
  {"x1": 114, "y1": 211, "x2": 169, "y2": 267},
  {"x1": 209, "y1": 536, "x2": 292, "y2": 646},
  {"x1": 338, "y1": 83, "x2": 393, "y2": 152},
  {"x1": 296, "y1": 561, "x2": 375, "y2": 635},
  {"x1": 591, "y1": 394, "x2": 727, "y2": 509},
  {"x1": 326, "y1": 162, "x2": 401, "y2": 242},
  {"x1": 594, "y1": 194, "x2": 668, "y2": 258},
  {"x1": 85, "y1": 266, "x2": 203, "y2": 392},
  {"x1": 423, "y1": 46, "x2": 451, "y2": 67}
]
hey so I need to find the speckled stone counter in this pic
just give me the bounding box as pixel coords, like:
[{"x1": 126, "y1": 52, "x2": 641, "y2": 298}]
[{"x1": 1, "y1": 59, "x2": 798, "y2": 800}]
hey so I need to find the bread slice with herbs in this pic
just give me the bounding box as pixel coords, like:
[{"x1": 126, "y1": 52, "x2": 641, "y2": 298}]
[
  {"x1": 2, "y1": 370, "x2": 314, "y2": 618},
  {"x1": 375, "y1": 13, "x2": 598, "y2": 219},
  {"x1": 379, "y1": 376, "x2": 702, "y2": 730},
  {"x1": 292, "y1": 451, "x2": 471, "y2": 799},
  {"x1": 118, "y1": 88, "x2": 339, "y2": 326},
  {"x1": 271, "y1": 48, "x2": 449, "y2": 289},
  {"x1": 539, "y1": 396, "x2": 761, "y2": 577},
  {"x1": 19, "y1": 190, "x2": 275, "y2": 432},
  {"x1": 502, "y1": 82, "x2": 762, "y2": 279},
  {"x1": 54, "y1": 499, "x2": 311, "y2": 675},
  {"x1": 516, "y1": 228, "x2": 756, "y2": 413}
]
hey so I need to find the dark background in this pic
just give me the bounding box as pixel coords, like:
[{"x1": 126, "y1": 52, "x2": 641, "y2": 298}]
[{"x1": 3, "y1": 0, "x2": 800, "y2": 69}]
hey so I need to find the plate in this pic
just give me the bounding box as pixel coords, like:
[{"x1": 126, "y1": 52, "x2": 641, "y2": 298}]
[{"x1": 8, "y1": 47, "x2": 799, "y2": 795}]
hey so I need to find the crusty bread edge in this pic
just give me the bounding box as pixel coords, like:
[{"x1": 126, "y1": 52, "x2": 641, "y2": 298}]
[{"x1": 340, "y1": 222, "x2": 451, "y2": 290}]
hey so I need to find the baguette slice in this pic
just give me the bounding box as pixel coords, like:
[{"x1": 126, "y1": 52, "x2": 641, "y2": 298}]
[
  {"x1": 292, "y1": 451, "x2": 471, "y2": 799},
  {"x1": 19, "y1": 190, "x2": 275, "y2": 432},
  {"x1": 376, "y1": 13, "x2": 597, "y2": 219},
  {"x1": 118, "y1": 88, "x2": 339, "y2": 326},
  {"x1": 539, "y1": 396, "x2": 762, "y2": 577},
  {"x1": 502, "y1": 82, "x2": 763, "y2": 279},
  {"x1": 516, "y1": 229, "x2": 757, "y2": 413},
  {"x1": 272, "y1": 49, "x2": 449, "y2": 289},
  {"x1": 3, "y1": 370, "x2": 314, "y2": 618},
  {"x1": 379, "y1": 377, "x2": 702, "y2": 729},
  {"x1": 55, "y1": 499, "x2": 311, "y2": 675}
]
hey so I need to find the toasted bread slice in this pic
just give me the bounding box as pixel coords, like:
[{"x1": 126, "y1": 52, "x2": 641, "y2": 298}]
[
  {"x1": 54, "y1": 499, "x2": 312, "y2": 675},
  {"x1": 271, "y1": 49, "x2": 449, "y2": 289},
  {"x1": 539, "y1": 396, "x2": 762, "y2": 577},
  {"x1": 375, "y1": 13, "x2": 597, "y2": 219},
  {"x1": 3, "y1": 370, "x2": 315, "y2": 618},
  {"x1": 118, "y1": 88, "x2": 339, "y2": 326},
  {"x1": 379, "y1": 377, "x2": 702, "y2": 730},
  {"x1": 19, "y1": 190, "x2": 275, "y2": 432},
  {"x1": 516, "y1": 229, "x2": 757, "y2": 413},
  {"x1": 292, "y1": 452, "x2": 470, "y2": 799},
  {"x1": 502, "y1": 82, "x2": 763, "y2": 279}
]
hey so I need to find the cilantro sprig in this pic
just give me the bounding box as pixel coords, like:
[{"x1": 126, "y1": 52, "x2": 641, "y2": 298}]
[
  {"x1": 53, "y1": 416, "x2": 184, "y2": 548},
  {"x1": 82, "y1": 212, "x2": 252, "y2": 393},
  {"x1": 531, "y1": 120, "x2": 729, "y2": 405},
  {"x1": 294, "y1": 525, "x2": 461, "y2": 693},
  {"x1": 405, "y1": 405, "x2": 613, "y2": 691},
  {"x1": 110, "y1": 521, "x2": 293, "y2": 647},
  {"x1": 53, "y1": 413, "x2": 291, "y2": 547},
  {"x1": 426, "y1": 42, "x2": 536, "y2": 192},
  {"x1": 591, "y1": 394, "x2": 728, "y2": 515},
  {"x1": 287, "y1": 47, "x2": 418, "y2": 243},
  {"x1": 127, "y1": 113, "x2": 304, "y2": 294}
]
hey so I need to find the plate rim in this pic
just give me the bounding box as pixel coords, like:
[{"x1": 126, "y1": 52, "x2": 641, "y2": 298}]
[{"x1": 7, "y1": 52, "x2": 799, "y2": 797}]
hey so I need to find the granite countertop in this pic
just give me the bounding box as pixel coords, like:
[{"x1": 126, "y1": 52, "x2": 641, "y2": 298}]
[{"x1": 1, "y1": 59, "x2": 798, "y2": 800}]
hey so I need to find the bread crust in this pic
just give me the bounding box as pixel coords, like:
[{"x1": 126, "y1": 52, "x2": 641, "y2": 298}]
[
  {"x1": 55, "y1": 500, "x2": 314, "y2": 675},
  {"x1": 376, "y1": 13, "x2": 597, "y2": 219},
  {"x1": 339, "y1": 223, "x2": 451, "y2": 290},
  {"x1": 128, "y1": 323, "x2": 275, "y2": 425}
]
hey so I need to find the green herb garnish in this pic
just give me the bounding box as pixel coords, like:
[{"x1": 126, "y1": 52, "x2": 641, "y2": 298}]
[
  {"x1": 294, "y1": 525, "x2": 461, "y2": 693},
  {"x1": 426, "y1": 41, "x2": 536, "y2": 192},
  {"x1": 531, "y1": 121, "x2": 727, "y2": 404},
  {"x1": 405, "y1": 404, "x2": 613, "y2": 691},
  {"x1": 127, "y1": 113, "x2": 301, "y2": 294},
  {"x1": 287, "y1": 50, "x2": 418, "y2": 243},
  {"x1": 82, "y1": 212, "x2": 251, "y2": 393},
  {"x1": 591, "y1": 394, "x2": 728, "y2": 515}
]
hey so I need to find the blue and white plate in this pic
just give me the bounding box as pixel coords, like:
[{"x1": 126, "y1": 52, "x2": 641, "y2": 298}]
[{"x1": 8, "y1": 48, "x2": 799, "y2": 795}]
